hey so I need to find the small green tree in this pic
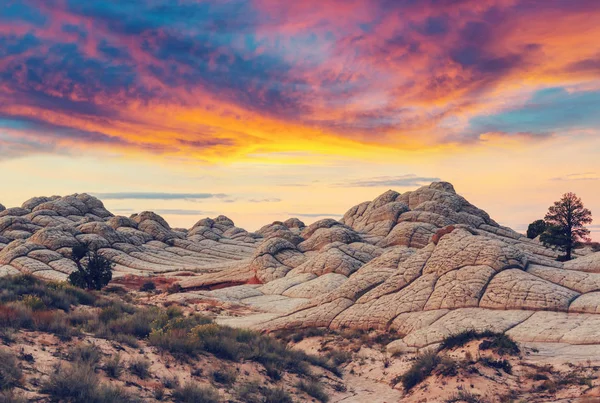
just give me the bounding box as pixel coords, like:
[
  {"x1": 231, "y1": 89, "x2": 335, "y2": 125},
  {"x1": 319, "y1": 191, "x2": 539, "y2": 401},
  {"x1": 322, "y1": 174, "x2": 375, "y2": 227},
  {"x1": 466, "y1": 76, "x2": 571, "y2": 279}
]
[
  {"x1": 540, "y1": 192, "x2": 592, "y2": 261},
  {"x1": 68, "y1": 243, "x2": 114, "y2": 290},
  {"x1": 526, "y1": 219, "x2": 547, "y2": 239}
]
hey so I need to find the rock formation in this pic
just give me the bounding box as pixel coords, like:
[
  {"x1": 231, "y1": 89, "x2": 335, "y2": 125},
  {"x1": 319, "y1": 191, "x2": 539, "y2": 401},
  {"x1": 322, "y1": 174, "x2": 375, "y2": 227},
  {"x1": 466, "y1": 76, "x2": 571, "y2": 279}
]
[{"x1": 2, "y1": 182, "x2": 600, "y2": 349}]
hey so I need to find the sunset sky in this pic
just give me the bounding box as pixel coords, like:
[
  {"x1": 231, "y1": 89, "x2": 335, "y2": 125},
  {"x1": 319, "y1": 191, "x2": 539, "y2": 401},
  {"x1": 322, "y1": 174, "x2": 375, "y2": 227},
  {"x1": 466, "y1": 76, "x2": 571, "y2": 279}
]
[{"x1": 0, "y1": 0, "x2": 599, "y2": 239}]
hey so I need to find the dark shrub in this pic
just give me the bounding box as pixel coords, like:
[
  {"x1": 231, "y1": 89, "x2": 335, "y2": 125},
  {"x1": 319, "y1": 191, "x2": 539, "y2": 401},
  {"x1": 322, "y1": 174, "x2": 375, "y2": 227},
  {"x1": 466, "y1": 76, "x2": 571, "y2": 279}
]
[
  {"x1": 527, "y1": 219, "x2": 547, "y2": 239},
  {"x1": 128, "y1": 358, "x2": 151, "y2": 379},
  {"x1": 211, "y1": 367, "x2": 237, "y2": 385},
  {"x1": 172, "y1": 382, "x2": 220, "y2": 403},
  {"x1": 263, "y1": 387, "x2": 293, "y2": 403},
  {"x1": 438, "y1": 356, "x2": 458, "y2": 377},
  {"x1": 399, "y1": 350, "x2": 440, "y2": 391},
  {"x1": 103, "y1": 354, "x2": 123, "y2": 379},
  {"x1": 139, "y1": 281, "x2": 156, "y2": 292},
  {"x1": 41, "y1": 363, "x2": 97, "y2": 402},
  {"x1": 166, "y1": 283, "x2": 182, "y2": 294},
  {"x1": 297, "y1": 380, "x2": 329, "y2": 403},
  {"x1": 0, "y1": 349, "x2": 21, "y2": 390},
  {"x1": 480, "y1": 357, "x2": 512, "y2": 374},
  {"x1": 68, "y1": 343, "x2": 102, "y2": 368},
  {"x1": 445, "y1": 390, "x2": 484, "y2": 403},
  {"x1": 0, "y1": 390, "x2": 27, "y2": 403},
  {"x1": 68, "y1": 243, "x2": 113, "y2": 290},
  {"x1": 440, "y1": 330, "x2": 520, "y2": 356}
]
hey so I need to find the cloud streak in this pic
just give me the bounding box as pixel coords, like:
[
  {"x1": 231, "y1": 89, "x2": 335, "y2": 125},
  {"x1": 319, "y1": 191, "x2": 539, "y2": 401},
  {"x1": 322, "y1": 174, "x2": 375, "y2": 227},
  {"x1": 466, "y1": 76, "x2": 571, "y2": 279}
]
[
  {"x1": 92, "y1": 192, "x2": 227, "y2": 200},
  {"x1": 336, "y1": 175, "x2": 441, "y2": 188}
]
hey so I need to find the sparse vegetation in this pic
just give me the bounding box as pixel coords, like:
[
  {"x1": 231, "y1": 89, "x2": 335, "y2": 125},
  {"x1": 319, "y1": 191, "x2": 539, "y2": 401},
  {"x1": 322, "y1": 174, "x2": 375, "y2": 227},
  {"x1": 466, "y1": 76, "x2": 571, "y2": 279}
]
[
  {"x1": 0, "y1": 349, "x2": 22, "y2": 391},
  {"x1": 103, "y1": 354, "x2": 123, "y2": 379},
  {"x1": 445, "y1": 390, "x2": 484, "y2": 403},
  {"x1": 440, "y1": 330, "x2": 520, "y2": 356},
  {"x1": 297, "y1": 380, "x2": 329, "y2": 403},
  {"x1": 397, "y1": 350, "x2": 441, "y2": 391},
  {"x1": 41, "y1": 362, "x2": 138, "y2": 403},
  {"x1": 480, "y1": 357, "x2": 512, "y2": 374},
  {"x1": 211, "y1": 367, "x2": 237, "y2": 386},
  {"x1": 68, "y1": 343, "x2": 102, "y2": 368},
  {"x1": 262, "y1": 387, "x2": 294, "y2": 403},
  {"x1": 171, "y1": 382, "x2": 220, "y2": 403},
  {"x1": 139, "y1": 281, "x2": 156, "y2": 292},
  {"x1": 128, "y1": 358, "x2": 151, "y2": 379}
]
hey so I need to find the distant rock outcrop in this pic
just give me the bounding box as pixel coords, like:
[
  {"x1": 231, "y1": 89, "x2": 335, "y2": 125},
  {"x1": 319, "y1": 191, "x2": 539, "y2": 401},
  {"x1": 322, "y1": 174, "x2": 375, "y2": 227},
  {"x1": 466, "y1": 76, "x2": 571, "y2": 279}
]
[{"x1": 2, "y1": 182, "x2": 600, "y2": 348}]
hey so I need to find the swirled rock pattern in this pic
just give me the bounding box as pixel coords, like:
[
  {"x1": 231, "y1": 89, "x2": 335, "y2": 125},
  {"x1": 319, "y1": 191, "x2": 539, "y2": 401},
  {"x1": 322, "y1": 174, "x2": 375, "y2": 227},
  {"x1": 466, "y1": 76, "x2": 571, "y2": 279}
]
[{"x1": 2, "y1": 182, "x2": 600, "y2": 349}]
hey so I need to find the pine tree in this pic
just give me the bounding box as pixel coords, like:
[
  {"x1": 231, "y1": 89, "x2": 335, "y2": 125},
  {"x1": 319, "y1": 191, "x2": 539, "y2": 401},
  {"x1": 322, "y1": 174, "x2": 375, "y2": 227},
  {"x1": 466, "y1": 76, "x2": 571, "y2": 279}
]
[{"x1": 540, "y1": 192, "x2": 592, "y2": 261}]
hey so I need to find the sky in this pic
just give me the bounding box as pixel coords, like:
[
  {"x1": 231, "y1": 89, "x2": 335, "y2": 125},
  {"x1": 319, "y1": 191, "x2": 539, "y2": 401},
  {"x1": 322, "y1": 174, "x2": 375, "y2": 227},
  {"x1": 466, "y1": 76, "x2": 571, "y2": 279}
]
[{"x1": 0, "y1": 0, "x2": 599, "y2": 239}]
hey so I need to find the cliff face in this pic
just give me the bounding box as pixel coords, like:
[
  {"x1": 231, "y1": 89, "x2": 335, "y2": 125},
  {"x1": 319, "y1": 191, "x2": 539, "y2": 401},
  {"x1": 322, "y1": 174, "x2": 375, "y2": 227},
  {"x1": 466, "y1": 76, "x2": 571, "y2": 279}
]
[{"x1": 2, "y1": 182, "x2": 600, "y2": 348}]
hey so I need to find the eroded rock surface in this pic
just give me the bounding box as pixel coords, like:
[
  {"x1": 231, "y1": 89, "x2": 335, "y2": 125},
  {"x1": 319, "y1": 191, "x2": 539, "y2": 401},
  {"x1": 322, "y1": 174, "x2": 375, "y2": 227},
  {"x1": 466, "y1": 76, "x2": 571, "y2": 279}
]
[{"x1": 2, "y1": 182, "x2": 600, "y2": 349}]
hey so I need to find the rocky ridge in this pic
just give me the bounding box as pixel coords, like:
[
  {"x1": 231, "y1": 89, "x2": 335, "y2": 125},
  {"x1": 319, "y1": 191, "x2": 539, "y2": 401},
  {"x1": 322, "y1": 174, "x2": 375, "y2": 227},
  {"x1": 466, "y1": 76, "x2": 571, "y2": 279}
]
[{"x1": 2, "y1": 183, "x2": 600, "y2": 350}]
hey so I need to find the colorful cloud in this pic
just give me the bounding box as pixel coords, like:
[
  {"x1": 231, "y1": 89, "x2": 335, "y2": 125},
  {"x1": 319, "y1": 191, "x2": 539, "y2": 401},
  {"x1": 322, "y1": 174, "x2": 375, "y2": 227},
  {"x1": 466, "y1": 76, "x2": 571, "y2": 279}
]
[{"x1": 0, "y1": 0, "x2": 599, "y2": 162}]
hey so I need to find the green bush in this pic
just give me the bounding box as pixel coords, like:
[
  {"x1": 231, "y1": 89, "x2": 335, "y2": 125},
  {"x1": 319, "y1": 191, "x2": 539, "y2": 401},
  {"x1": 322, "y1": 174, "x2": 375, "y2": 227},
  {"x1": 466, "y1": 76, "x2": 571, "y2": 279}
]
[
  {"x1": 0, "y1": 275, "x2": 96, "y2": 312},
  {"x1": 171, "y1": 382, "x2": 220, "y2": 403},
  {"x1": 0, "y1": 349, "x2": 21, "y2": 390}
]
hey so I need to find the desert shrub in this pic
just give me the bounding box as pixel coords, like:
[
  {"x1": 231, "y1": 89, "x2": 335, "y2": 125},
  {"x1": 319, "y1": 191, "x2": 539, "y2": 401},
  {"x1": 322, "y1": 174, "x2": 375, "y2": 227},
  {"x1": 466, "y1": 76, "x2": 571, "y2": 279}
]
[
  {"x1": 326, "y1": 350, "x2": 352, "y2": 366},
  {"x1": 0, "y1": 275, "x2": 95, "y2": 311},
  {"x1": 166, "y1": 283, "x2": 182, "y2": 294},
  {"x1": 480, "y1": 357, "x2": 512, "y2": 374},
  {"x1": 440, "y1": 330, "x2": 520, "y2": 356},
  {"x1": 139, "y1": 281, "x2": 156, "y2": 292},
  {"x1": 0, "y1": 350, "x2": 21, "y2": 390},
  {"x1": 103, "y1": 354, "x2": 123, "y2": 379},
  {"x1": 235, "y1": 382, "x2": 261, "y2": 403},
  {"x1": 478, "y1": 334, "x2": 520, "y2": 356},
  {"x1": 41, "y1": 362, "x2": 97, "y2": 402},
  {"x1": 97, "y1": 300, "x2": 136, "y2": 322},
  {"x1": 68, "y1": 343, "x2": 102, "y2": 368},
  {"x1": 128, "y1": 358, "x2": 151, "y2": 379},
  {"x1": 172, "y1": 382, "x2": 220, "y2": 403},
  {"x1": 263, "y1": 387, "x2": 293, "y2": 403},
  {"x1": 162, "y1": 375, "x2": 179, "y2": 389},
  {"x1": 399, "y1": 350, "x2": 440, "y2": 391},
  {"x1": 211, "y1": 367, "x2": 237, "y2": 386},
  {"x1": 152, "y1": 384, "x2": 165, "y2": 400},
  {"x1": 68, "y1": 243, "x2": 114, "y2": 290},
  {"x1": 297, "y1": 380, "x2": 329, "y2": 403},
  {"x1": 438, "y1": 356, "x2": 458, "y2": 377},
  {"x1": 33, "y1": 310, "x2": 76, "y2": 340},
  {"x1": 445, "y1": 390, "x2": 484, "y2": 403},
  {"x1": 94, "y1": 385, "x2": 140, "y2": 403},
  {"x1": 0, "y1": 304, "x2": 33, "y2": 331},
  {"x1": 0, "y1": 390, "x2": 27, "y2": 403},
  {"x1": 21, "y1": 295, "x2": 45, "y2": 311}
]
